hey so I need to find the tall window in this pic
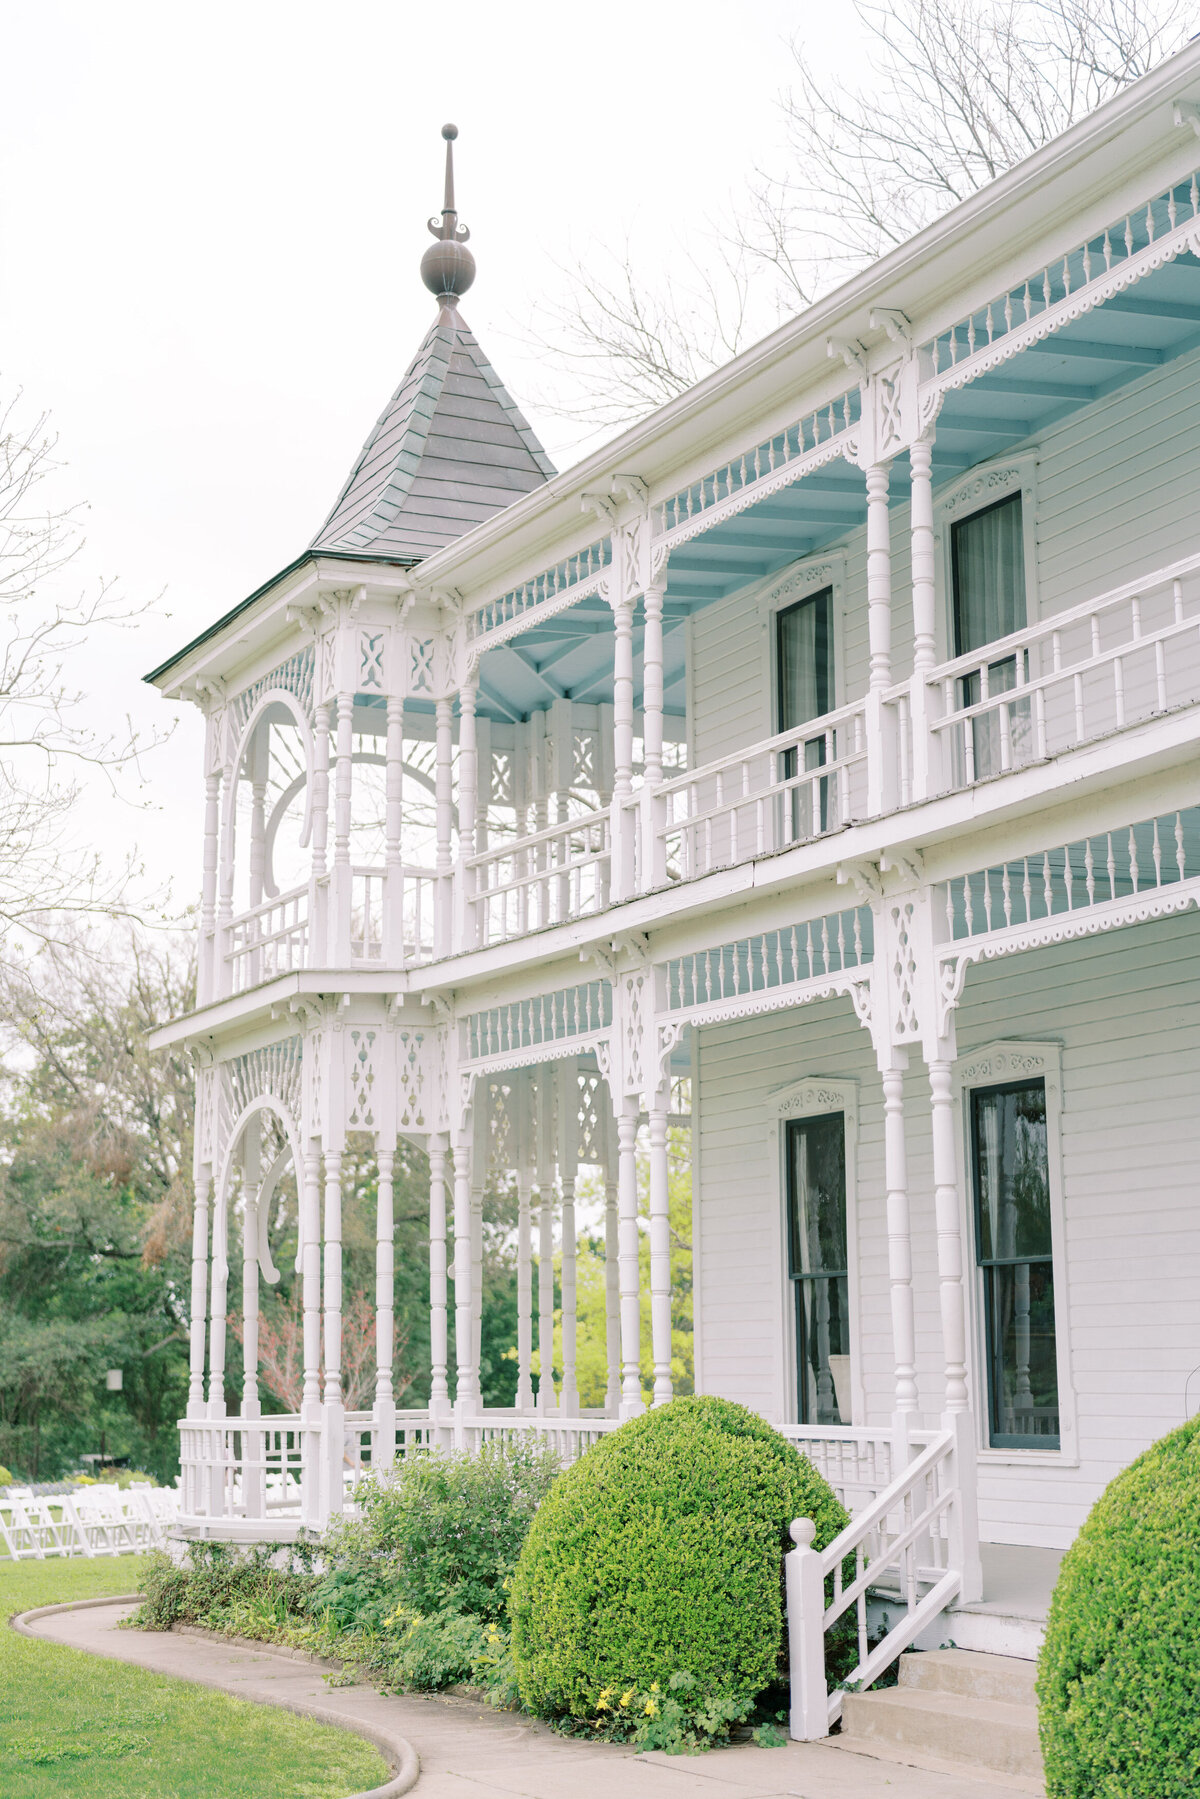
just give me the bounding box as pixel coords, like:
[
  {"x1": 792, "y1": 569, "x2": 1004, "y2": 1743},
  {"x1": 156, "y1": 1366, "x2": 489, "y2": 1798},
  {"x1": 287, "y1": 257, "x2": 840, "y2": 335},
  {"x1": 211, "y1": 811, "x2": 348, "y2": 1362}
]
[
  {"x1": 776, "y1": 588, "x2": 834, "y2": 840},
  {"x1": 952, "y1": 494, "x2": 1029, "y2": 779},
  {"x1": 970, "y1": 1079, "x2": 1060, "y2": 1449},
  {"x1": 785, "y1": 1111, "x2": 850, "y2": 1425}
]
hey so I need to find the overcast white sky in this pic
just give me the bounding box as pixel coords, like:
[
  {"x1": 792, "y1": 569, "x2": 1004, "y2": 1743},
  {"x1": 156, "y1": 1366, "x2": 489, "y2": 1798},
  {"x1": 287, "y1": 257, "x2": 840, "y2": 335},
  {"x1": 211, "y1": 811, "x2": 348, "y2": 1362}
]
[{"x1": 0, "y1": 0, "x2": 871, "y2": 917}]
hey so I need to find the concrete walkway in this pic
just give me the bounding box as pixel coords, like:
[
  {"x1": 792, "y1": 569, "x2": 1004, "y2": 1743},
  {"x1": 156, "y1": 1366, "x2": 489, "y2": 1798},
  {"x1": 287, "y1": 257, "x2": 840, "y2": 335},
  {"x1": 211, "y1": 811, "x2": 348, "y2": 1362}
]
[{"x1": 28, "y1": 1600, "x2": 1040, "y2": 1799}]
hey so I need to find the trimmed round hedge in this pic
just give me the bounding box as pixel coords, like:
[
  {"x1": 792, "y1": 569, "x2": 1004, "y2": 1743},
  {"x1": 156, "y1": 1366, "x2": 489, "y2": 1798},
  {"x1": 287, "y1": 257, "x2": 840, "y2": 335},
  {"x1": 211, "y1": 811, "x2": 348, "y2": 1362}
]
[
  {"x1": 1037, "y1": 1415, "x2": 1200, "y2": 1798},
  {"x1": 508, "y1": 1394, "x2": 848, "y2": 1719}
]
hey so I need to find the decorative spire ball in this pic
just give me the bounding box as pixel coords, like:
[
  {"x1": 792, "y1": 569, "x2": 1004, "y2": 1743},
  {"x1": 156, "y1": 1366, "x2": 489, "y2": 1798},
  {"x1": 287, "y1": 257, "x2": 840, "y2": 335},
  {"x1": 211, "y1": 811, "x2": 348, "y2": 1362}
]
[{"x1": 420, "y1": 123, "x2": 476, "y2": 308}]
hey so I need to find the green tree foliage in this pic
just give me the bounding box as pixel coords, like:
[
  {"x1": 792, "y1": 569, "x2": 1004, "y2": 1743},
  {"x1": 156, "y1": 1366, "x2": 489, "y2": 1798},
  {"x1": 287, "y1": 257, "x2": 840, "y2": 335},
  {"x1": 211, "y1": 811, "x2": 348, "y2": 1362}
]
[
  {"x1": 0, "y1": 932, "x2": 195, "y2": 1480},
  {"x1": 508, "y1": 1395, "x2": 847, "y2": 1724},
  {"x1": 1037, "y1": 1414, "x2": 1200, "y2": 1797}
]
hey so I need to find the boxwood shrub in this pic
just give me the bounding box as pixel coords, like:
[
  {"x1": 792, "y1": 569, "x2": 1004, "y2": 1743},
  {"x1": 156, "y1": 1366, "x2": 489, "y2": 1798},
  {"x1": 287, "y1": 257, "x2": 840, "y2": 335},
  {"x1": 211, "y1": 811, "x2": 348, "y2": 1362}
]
[
  {"x1": 508, "y1": 1394, "x2": 847, "y2": 1728},
  {"x1": 1037, "y1": 1414, "x2": 1200, "y2": 1798}
]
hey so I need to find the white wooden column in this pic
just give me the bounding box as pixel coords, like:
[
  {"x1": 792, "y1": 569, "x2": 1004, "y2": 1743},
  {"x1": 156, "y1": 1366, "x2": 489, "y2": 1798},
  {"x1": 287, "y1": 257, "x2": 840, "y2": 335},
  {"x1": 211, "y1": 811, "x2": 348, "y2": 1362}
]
[
  {"x1": 929, "y1": 1058, "x2": 969, "y2": 1413},
  {"x1": 536, "y1": 1062, "x2": 557, "y2": 1413},
  {"x1": 616, "y1": 1093, "x2": 644, "y2": 1417},
  {"x1": 610, "y1": 597, "x2": 636, "y2": 898},
  {"x1": 428, "y1": 1133, "x2": 450, "y2": 1416},
  {"x1": 241, "y1": 1122, "x2": 262, "y2": 1419},
  {"x1": 865, "y1": 463, "x2": 893, "y2": 815},
  {"x1": 207, "y1": 1174, "x2": 229, "y2": 1417},
  {"x1": 456, "y1": 677, "x2": 478, "y2": 952},
  {"x1": 199, "y1": 761, "x2": 220, "y2": 1003},
  {"x1": 881, "y1": 1057, "x2": 918, "y2": 1424},
  {"x1": 434, "y1": 696, "x2": 454, "y2": 958},
  {"x1": 374, "y1": 1143, "x2": 397, "y2": 1454},
  {"x1": 648, "y1": 1086, "x2": 673, "y2": 1405},
  {"x1": 187, "y1": 1166, "x2": 211, "y2": 1416},
  {"x1": 452, "y1": 1123, "x2": 479, "y2": 1410},
  {"x1": 384, "y1": 696, "x2": 405, "y2": 964},
  {"x1": 310, "y1": 700, "x2": 331, "y2": 961},
  {"x1": 557, "y1": 1060, "x2": 580, "y2": 1416},
  {"x1": 603, "y1": 1111, "x2": 620, "y2": 1416},
  {"x1": 515, "y1": 1072, "x2": 535, "y2": 1412},
  {"x1": 909, "y1": 438, "x2": 936, "y2": 802},
  {"x1": 640, "y1": 581, "x2": 667, "y2": 891}
]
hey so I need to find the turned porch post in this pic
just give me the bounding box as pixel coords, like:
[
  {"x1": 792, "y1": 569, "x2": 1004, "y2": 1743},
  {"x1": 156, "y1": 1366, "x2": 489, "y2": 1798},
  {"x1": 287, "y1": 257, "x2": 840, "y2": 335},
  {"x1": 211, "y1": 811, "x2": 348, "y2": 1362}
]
[
  {"x1": 557, "y1": 1060, "x2": 580, "y2": 1416},
  {"x1": 881, "y1": 1056, "x2": 919, "y2": 1428},
  {"x1": 187, "y1": 1165, "x2": 211, "y2": 1418},
  {"x1": 865, "y1": 463, "x2": 893, "y2": 815},
  {"x1": 384, "y1": 696, "x2": 405, "y2": 963},
  {"x1": 452, "y1": 1120, "x2": 480, "y2": 1412},
  {"x1": 374, "y1": 1142, "x2": 397, "y2": 1455},
  {"x1": 648, "y1": 1084, "x2": 673, "y2": 1405},
  {"x1": 456, "y1": 676, "x2": 478, "y2": 951},
  {"x1": 610, "y1": 596, "x2": 636, "y2": 898},
  {"x1": 515, "y1": 1072, "x2": 535, "y2": 1412},
  {"x1": 616, "y1": 1094, "x2": 644, "y2": 1417},
  {"x1": 536, "y1": 1062, "x2": 557, "y2": 1412},
  {"x1": 434, "y1": 696, "x2": 454, "y2": 957},
  {"x1": 428, "y1": 1132, "x2": 451, "y2": 1416},
  {"x1": 909, "y1": 437, "x2": 937, "y2": 802},
  {"x1": 332, "y1": 691, "x2": 354, "y2": 960}
]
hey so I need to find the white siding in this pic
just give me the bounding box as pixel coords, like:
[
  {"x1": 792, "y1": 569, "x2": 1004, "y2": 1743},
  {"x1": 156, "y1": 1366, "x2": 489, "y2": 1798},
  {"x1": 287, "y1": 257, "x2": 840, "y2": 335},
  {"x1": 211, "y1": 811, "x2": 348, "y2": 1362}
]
[{"x1": 695, "y1": 909, "x2": 1200, "y2": 1549}]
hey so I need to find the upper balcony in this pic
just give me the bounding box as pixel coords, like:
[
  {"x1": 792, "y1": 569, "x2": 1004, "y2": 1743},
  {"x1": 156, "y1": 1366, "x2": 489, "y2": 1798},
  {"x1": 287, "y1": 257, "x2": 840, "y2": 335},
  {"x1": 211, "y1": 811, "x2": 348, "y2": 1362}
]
[{"x1": 188, "y1": 147, "x2": 1200, "y2": 1006}]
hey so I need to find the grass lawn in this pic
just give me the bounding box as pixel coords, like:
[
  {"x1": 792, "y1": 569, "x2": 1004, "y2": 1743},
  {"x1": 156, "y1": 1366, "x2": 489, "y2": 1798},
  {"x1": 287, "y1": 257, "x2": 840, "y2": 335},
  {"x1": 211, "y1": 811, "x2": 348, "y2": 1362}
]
[{"x1": 0, "y1": 1554, "x2": 389, "y2": 1798}]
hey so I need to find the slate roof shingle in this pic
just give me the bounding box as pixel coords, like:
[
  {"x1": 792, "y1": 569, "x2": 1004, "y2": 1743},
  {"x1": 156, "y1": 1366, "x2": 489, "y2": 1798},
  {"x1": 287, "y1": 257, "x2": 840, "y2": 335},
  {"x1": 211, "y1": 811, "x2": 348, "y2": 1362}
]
[{"x1": 311, "y1": 307, "x2": 556, "y2": 561}]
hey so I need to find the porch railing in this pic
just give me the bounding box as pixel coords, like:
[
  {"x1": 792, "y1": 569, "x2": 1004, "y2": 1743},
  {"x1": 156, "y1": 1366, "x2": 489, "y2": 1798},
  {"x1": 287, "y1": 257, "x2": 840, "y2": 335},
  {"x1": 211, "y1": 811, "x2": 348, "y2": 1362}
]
[
  {"x1": 468, "y1": 813, "x2": 611, "y2": 946},
  {"x1": 226, "y1": 884, "x2": 308, "y2": 993},
  {"x1": 915, "y1": 550, "x2": 1200, "y2": 799},
  {"x1": 786, "y1": 1425, "x2": 967, "y2": 1739},
  {"x1": 635, "y1": 702, "x2": 868, "y2": 892}
]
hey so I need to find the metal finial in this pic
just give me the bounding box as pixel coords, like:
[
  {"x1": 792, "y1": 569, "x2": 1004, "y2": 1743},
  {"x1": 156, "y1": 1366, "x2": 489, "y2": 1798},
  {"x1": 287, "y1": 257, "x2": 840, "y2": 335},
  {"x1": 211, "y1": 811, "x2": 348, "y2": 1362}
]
[{"x1": 421, "y1": 122, "x2": 475, "y2": 307}]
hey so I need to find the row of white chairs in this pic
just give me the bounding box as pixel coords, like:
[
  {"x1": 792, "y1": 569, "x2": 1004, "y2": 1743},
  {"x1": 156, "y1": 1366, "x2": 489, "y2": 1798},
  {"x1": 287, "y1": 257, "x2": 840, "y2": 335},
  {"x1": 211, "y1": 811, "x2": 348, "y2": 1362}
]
[{"x1": 0, "y1": 1482, "x2": 180, "y2": 1560}]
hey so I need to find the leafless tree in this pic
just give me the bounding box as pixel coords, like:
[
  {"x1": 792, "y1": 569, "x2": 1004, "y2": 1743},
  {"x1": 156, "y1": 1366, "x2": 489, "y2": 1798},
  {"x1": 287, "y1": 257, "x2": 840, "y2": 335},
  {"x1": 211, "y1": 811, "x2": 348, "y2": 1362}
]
[
  {"x1": 0, "y1": 387, "x2": 165, "y2": 964},
  {"x1": 526, "y1": 0, "x2": 1190, "y2": 433}
]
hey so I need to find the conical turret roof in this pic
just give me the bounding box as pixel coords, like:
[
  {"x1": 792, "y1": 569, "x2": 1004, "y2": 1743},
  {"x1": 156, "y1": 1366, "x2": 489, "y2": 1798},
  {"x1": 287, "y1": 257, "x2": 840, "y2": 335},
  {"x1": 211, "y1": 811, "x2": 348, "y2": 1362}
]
[{"x1": 311, "y1": 123, "x2": 554, "y2": 562}]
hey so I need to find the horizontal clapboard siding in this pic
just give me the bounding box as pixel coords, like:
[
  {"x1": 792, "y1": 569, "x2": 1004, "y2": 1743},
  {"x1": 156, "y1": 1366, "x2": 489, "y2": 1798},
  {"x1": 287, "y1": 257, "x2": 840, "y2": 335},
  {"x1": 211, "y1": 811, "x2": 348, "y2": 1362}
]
[{"x1": 695, "y1": 908, "x2": 1200, "y2": 1548}]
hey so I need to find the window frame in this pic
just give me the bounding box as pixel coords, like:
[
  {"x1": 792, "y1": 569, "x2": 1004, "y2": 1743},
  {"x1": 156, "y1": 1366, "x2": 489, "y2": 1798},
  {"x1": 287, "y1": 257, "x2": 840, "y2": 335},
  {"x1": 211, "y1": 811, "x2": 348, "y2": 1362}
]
[
  {"x1": 933, "y1": 453, "x2": 1040, "y2": 666},
  {"x1": 768, "y1": 1075, "x2": 861, "y2": 1428},
  {"x1": 758, "y1": 551, "x2": 847, "y2": 741},
  {"x1": 953, "y1": 1040, "x2": 1077, "y2": 1466}
]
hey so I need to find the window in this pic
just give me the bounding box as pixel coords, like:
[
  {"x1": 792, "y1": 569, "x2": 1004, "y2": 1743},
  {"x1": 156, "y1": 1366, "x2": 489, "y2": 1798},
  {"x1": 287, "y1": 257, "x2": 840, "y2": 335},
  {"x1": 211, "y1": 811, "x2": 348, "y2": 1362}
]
[
  {"x1": 776, "y1": 587, "x2": 834, "y2": 839},
  {"x1": 969, "y1": 1078, "x2": 1060, "y2": 1449},
  {"x1": 785, "y1": 1111, "x2": 850, "y2": 1425},
  {"x1": 951, "y1": 493, "x2": 1030, "y2": 779}
]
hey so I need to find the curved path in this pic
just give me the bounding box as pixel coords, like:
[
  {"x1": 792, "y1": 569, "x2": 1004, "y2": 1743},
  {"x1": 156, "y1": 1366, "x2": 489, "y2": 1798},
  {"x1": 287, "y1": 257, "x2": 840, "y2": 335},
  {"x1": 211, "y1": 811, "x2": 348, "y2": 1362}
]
[{"x1": 22, "y1": 1600, "x2": 1038, "y2": 1799}]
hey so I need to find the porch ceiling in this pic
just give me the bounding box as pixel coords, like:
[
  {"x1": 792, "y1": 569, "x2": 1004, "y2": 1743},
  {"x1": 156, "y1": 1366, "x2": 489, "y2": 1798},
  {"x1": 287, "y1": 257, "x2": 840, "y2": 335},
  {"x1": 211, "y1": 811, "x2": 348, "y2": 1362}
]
[{"x1": 470, "y1": 253, "x2": 1200, "y2": 726}]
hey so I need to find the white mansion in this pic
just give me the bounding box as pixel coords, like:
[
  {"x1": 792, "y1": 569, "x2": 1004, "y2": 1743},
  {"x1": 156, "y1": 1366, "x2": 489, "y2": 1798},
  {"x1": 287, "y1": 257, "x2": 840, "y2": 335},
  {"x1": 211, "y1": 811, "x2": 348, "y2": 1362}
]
[{"x1": 151, "y1": 50, "x2": 1200, "y2": 1751}]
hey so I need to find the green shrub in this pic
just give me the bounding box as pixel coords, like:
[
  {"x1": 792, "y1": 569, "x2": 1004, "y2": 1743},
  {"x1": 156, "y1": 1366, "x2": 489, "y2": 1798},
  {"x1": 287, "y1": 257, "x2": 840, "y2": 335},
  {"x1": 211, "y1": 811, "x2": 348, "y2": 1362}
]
[
  {"x1": 341, "y1": 1436, "x2": 560, "y2": 1624},
  {"x1": 1038, "y1": 1415, "x2": 1200, "y2": 1798},
  {"x1": 508, "y1": 1395, "x2": 847, "y2": 1738}
]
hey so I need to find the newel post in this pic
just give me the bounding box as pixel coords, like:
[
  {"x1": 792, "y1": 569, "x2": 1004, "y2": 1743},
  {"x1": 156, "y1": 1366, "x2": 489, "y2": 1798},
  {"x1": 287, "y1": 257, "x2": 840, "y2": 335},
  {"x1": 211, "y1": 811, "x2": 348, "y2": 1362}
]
[{"x1": 786, "y1": 1519, "x2": 829, "y2": 1740}]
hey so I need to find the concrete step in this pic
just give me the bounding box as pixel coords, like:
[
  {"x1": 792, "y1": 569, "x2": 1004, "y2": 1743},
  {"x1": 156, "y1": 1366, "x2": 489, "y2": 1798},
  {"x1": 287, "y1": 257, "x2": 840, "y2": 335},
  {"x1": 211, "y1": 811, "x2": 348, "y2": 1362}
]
[
  {"x1": 901, "y1": 1647, "x2": 1037, "y2": 1706},
  {"x1": 840, "y1": 1679, "x2": 1043, "y2": 1784}
]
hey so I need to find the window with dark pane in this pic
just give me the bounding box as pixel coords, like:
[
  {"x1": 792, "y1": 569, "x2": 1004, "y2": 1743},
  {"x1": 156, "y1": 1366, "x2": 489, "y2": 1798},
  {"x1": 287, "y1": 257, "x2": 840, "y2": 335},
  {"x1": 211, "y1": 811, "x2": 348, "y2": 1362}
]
[
  {"x1": 785, "y1": 1112, "x2": 850, "y2": 1425},
  {"x1": 776, "y1": 588, "x2": 834, "y2": 839},
  {"x1": 952, "y1": 494, "x2": 1030, "y2": 779},
  {"x1": 970, "y1": 1079, "x2": 1060, "y2": 1449}
]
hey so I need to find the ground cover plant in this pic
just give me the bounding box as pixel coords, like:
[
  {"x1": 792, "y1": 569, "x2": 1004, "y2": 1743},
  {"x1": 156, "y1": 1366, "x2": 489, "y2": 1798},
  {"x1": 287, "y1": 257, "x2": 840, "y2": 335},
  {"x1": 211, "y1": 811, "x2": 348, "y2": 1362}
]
[
  {"x1": 508, "y1": 1394, "x2": 848, "y2": 1750},
  {"x1": 1037, "y1": 1414, "x2": 1200, "y2": 1798},
  {"x1": 138, "y1": 1435, "x2": 559, "y2": 1700},
  {"x1": 0, "y1": 1553, "x2": 388, "y2": 1798}
]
